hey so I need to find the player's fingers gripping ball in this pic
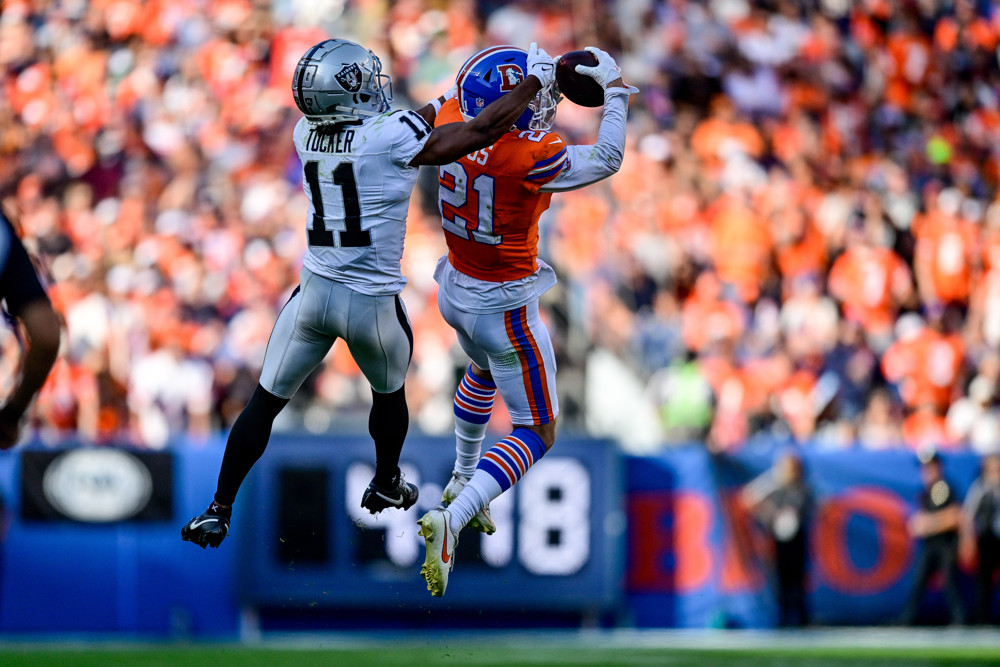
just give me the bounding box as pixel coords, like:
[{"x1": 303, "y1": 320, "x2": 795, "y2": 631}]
[
  {"x1": 555, "y1": 50, "x2": 603, "y2": 107},
  {"x1": 557, "y1": 46, "x2": 638, "y2": 107},
  {"x1": 526, "y1": 41, "x2": 556, "y2": 89}
]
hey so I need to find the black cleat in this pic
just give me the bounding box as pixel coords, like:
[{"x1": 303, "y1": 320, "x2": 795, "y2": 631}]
[
  {"x1": 181, "y1": 502, "x2": 231, "y2": 549},
  {"x1": 360, "y1": 473, "x2": 419, "y2": 514}
]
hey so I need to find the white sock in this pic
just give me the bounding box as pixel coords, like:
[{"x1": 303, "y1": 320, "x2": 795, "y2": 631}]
[
  {"x1": 448, "y1": 469, "x2": 502, "y2": 530},
  {"x1": 447, "y1": 428, "x2": 547, "y2": 531},
  {"x1": 452, "y1": 366, "x2": 496, "y2": 478}
]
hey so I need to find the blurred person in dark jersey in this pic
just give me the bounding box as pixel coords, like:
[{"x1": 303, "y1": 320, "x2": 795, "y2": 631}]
[
  {"x1": 0, "y1": 211, "x2": 60, "y2": 449},
  {"x1": 963, "y1": 454, "x2": 1000, "y2": 624},
  {"x1": 903, "y1": 451, "x2": 965, "y2": 625},
  {"x1": 742, "y1": 450, "x2": 813, "y2": 626}
]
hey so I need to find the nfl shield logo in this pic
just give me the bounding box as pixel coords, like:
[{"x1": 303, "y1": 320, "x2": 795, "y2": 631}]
[
  {"x1": 335, "y1": 64, "x2": 363, "y2": 93},
  {"x1": 476, "y1": 97, "x2": 485, "y2": 108}
]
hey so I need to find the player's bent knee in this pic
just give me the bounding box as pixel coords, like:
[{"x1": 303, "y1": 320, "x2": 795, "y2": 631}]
[
  {"x1": 519, "y1": 419, "x2": 556, "y2": 450},
  {"x1": 247, "y1": 384, "x2": 290, "y2": 421},
  {"x1": 469, "y1": 362, "x2": 493, "y2": 383}
]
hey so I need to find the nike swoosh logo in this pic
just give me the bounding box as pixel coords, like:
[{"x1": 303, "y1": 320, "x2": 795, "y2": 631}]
[
  {"x1": 376, "y1": 491, "x2": 404, "y2": 506},
  {"x1": 189, "y1": 517, "x2": 220, "y2": 530},
  {"x1": 551, "y1": 138, "x2": 563, "y2": 144},
  {"x1": 441, "y1": 537, "x2": 450, "y2": 564}
]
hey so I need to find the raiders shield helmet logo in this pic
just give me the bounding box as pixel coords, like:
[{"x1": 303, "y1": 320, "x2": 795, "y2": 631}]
[{"x1": 336, "y1": 63, "x2": 363, "y2": 93}]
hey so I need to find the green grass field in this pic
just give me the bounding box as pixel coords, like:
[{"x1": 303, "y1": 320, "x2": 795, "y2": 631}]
[{"x1": 2, "y1": 640, "x2": 1000, "y2": 667}]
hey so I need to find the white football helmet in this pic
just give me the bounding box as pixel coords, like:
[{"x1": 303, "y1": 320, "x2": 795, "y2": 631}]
[{"x1": 292, "y1": 39, "x2": 392, "y2": 125}]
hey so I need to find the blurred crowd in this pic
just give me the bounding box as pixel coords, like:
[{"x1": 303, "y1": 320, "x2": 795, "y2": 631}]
[{"x1": 2, "y1": 0, "x2": 1000, "y2": 452}]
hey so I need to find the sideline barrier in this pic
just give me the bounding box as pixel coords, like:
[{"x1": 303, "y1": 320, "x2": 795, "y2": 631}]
[
  {"x1": 237, "y1": 435, "x2": 624, "y2": 618},
  {"x1": 627, "y1": 447, "x2": 981, "y2": 628},
  {"x1": 0, "y1": 437, "x2": 237, "y2": 635},
  {"x1": 0, "y1": 435, "x2": 622, "y2": 634},
  {"x1": 0, "y1": 438, "x2": 988, "y2": 634}
]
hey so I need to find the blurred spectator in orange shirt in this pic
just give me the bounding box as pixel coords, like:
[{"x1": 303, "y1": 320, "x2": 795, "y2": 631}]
[
  {"x1": 934, "y1": 0, "x2": 999, "y2": 54},
  {"x1": 774, "y1": 206, "x2": 827, "y2": 295},
  {"x1": 903, "y1": 405, "x2": 954, "y2": 452},
  {"x1": 682, "y1": 272, "x2": 746, "y2": 353},
  {"x1": 882, "y1": 311, "x2": 966, "y2": 416},
  {"x1": 913, "y1": 188, "x2": 979, "y2": 307},
  {"x1": 691, "y1": 96, "x2": 765, "y2": 166},
  {"x1": 828, "y1": 219, "x2": 913, "y2": 350},
  {"x1": 708, "y1": 194, "x2": 774, "y2": 303}
]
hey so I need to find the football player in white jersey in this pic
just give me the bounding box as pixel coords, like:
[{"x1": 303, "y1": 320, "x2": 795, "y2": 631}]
[{"x1": 182, "y1": 38, "x2": 556, "y2": 549}]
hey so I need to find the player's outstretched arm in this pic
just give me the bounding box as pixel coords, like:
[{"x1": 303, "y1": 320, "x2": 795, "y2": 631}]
[
  {"x1": 412, "y1": 83, "x2": 457, "y2": 128},
  {"x1": 0, "y1": 307, "x2": 60, "y2": 447},
  {"x1": 0, "y1": 234, "x2": 60, "y2": 449},
  {"x1": 539, "y1": 47, "x2": 637, "y2": 193},
  {"x1": 409, "y1": 43, "x2": 555, "y2": 166}
]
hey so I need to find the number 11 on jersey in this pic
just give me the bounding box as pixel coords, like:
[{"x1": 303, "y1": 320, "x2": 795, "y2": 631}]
[{"x1": 304, "y1": 160, "x2": 371, "y2": 248}]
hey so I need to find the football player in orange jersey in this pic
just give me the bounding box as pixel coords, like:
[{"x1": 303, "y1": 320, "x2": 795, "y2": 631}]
[{"x1": 417, "y1": 45, "x2": 636, "y2": 596}]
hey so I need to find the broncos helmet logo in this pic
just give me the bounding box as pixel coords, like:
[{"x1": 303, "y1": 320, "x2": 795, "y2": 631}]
[
  {"x1": 496, "y1": 64, "x2": 524, "y2": 92},
  {"x1": 335, "y1": 63, "x2": 363, "y2": 93}
]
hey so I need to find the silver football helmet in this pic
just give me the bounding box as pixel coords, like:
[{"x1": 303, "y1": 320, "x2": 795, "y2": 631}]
[{"x1": 292, "y1": 39, "x2": 392, "y2": 125}]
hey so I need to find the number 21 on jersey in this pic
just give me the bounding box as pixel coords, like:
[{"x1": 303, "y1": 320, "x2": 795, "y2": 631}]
[{"x1": 439, "y1": 162, "x2": 501, "y2": 245}]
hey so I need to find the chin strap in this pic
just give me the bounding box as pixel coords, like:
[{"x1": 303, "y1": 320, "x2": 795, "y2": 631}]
[{"x1": 307, "y1": 105, "x2": 382, "y2": 126}]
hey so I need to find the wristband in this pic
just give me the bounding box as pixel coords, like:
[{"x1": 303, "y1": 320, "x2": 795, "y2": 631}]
[{"x1": 428, "y1": 97, "x2": 443, "y2": 115}]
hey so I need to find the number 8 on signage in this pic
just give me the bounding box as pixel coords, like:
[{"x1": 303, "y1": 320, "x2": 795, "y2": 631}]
[
  {"x1": 439, "y1": 163, "x2": 501, "y2": 245},
  {"x1": 517, "y1": 458, "x2": 590, "y2": 575}
]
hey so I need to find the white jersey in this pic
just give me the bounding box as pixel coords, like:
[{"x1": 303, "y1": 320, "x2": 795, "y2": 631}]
[{"x1": 293, "y1": 109, "x2": 431, "y2": 295}]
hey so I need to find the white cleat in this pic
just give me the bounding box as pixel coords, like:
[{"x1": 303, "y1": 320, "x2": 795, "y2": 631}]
[
  {"x1": 441, "y1": 470, "x2": 496, "y2": 535},
  {"x1": 417, "y1": 507, "x2": 459, "y2": 598}
]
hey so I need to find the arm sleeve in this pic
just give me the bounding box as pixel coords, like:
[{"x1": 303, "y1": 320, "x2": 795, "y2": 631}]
[
  {"x1": 0, "y1": 219, "x2": 48, "y2": 317},
  {"x1": 389, "y1": 110, "x2": 433, "y2": 167},
  {"x1": 963, "y1": 481, "x2": 983, "y2": 521},
  {"x1": 538, "y1": 88, "x2": 629, "y2": 193},
  {"x1": 292, "y1": 116, "x2": 308, "y2": 161},
  {"x1": 743, "y1": 471, "x2": 780, "y2": 506}
]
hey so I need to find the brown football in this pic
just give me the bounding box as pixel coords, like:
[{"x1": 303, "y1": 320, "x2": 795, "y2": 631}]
[{"x1": 555, "y1": 50, "x2": 604, "y2": 107}]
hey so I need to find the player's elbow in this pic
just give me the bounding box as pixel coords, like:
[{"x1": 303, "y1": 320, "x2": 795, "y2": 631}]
[
  {"x1": 605, "y1": 145, "x2": 625, "y2": 175},
  {"x1": 589, "y1": 147, "x2": 623, "y2": 181},
  {"x1": 21, "y1": 301, "x2": 61, "y2": 361},
  {"x1": 608, "y1": 153, "x2": 625, "y2": 174},
  {"x1": 32, "y1": 326, "x2": 61, "y2": 363},
  {"x1": 480, "y1": 124, "x2": 508, "y2": 147},
  {"x1": 468, "y1": 113, "x2": 511, "y2": 145}
]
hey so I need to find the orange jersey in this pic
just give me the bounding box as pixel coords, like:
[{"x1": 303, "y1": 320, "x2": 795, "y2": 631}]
[
  {"x1": 882, "y1": 329, "x2": 964, "y2": 411},
  {"x1": 828, "y1": 246, "x2": 911, "y2": 333},
  {"x1": 914, "y1": 214, "x2": 978, "y2": 303},
  {"x1": 902, "y1": 410, "x2": 953, "y2": 451},
  {"x1": 435, "y1": 98, "x2": 567, "y2": 282}
]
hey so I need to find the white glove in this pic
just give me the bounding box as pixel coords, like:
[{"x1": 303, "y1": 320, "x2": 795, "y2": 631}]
[
  {"x1": 575, "y1": 46, "x2": 639, "y2": 94},
  {"x1": 526, "y1": 42, "x2": 556, "y2": 89},
  {"x1": 428, "y1": 82, "x2": 458, "y2": 115}
]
